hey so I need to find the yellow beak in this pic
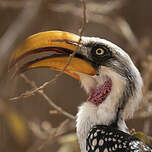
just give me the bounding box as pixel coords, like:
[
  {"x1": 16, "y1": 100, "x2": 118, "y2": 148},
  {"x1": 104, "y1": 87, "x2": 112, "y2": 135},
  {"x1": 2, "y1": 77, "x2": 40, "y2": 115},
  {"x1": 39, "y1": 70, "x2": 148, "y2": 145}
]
[{"x1": 9, "y1": 31, "x2": 96, "y2": 80}]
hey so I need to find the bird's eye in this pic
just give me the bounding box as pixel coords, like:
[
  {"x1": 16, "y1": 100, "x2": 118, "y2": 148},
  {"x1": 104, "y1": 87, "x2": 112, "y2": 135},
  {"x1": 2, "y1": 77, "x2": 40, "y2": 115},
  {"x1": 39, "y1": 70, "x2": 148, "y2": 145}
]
[
  {"x1": 90, "y1": 45, "x2": 112, "y2": 65},
  {"x1": 96, "y1": 48, "x2": 104, "y2": 55}
]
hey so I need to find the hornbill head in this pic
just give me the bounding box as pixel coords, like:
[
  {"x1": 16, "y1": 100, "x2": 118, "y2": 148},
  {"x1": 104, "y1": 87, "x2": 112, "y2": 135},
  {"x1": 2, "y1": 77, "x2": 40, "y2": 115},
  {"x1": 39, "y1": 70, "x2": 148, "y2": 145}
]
[{"x1": 9, "y1": 31, "x2": 143, "y2": 152}]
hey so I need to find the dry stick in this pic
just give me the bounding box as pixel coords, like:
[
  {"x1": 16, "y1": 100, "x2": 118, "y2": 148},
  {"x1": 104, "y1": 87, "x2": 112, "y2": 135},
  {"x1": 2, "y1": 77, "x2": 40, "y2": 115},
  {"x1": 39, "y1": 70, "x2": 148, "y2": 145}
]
[
  {"x1": 20, "y1": 74, "x2": 75, "y2": 120},
  {"x1": 10, "y1": 72, "x2": 65, "y2": 100},
  {"x1": 10, "y1": 0, "x2": 87, "y2": 101}
]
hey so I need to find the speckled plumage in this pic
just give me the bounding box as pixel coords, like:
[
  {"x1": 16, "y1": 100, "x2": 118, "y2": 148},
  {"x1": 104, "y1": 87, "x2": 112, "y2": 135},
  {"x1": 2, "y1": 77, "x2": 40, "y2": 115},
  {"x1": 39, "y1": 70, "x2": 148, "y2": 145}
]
[{"x1": 87, "y1": 125, "x2": 152, "y2": 152}]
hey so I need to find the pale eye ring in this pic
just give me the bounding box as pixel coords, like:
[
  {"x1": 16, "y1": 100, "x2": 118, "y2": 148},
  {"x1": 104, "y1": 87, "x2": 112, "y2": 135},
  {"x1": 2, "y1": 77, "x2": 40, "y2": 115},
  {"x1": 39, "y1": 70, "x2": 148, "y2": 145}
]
[{"x1": 96, "y1": 48, "x2": 104, "y2": 55}]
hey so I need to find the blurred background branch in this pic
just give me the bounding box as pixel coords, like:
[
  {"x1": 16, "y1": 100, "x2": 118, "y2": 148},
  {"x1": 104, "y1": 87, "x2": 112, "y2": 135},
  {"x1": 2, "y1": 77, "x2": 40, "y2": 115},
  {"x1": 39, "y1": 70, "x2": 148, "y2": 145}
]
[{"x1": 0, "y1": 0, "x2": 43, "y2": 96}]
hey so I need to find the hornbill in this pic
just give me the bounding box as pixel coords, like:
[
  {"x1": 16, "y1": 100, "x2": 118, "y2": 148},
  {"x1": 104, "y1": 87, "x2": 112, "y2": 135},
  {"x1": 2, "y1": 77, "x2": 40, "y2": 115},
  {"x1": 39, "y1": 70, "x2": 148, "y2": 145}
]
[{"x1": 9, "y1": 31, "x2": 152, "y2": 152}]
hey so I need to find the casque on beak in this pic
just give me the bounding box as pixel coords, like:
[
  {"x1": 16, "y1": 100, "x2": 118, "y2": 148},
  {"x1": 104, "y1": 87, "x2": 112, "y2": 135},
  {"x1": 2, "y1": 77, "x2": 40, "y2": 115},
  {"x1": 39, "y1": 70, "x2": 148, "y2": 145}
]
[{"x1": 9, "y1": 31, "x2": 96, "y2": 80}]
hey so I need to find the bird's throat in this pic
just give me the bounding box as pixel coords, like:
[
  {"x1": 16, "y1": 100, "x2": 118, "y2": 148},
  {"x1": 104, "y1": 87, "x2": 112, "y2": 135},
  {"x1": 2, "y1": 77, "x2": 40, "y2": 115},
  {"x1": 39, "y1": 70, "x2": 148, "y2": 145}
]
[{"x1": 88, "y1": 77, "x2": 112, "y2": 106}]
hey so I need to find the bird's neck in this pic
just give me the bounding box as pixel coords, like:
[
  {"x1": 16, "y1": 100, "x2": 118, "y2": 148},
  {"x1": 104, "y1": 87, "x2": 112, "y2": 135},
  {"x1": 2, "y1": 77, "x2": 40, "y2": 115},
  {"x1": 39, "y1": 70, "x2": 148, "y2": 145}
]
[
  {"x1": 77, "y1": 70, "x2": 128, "y2": 127},
  {"x1": 76, "y1": 66, "x2": 143, "y2": 152},
  {"x1": 76, "y1": 71, "x2": 129, "y2": 152}
]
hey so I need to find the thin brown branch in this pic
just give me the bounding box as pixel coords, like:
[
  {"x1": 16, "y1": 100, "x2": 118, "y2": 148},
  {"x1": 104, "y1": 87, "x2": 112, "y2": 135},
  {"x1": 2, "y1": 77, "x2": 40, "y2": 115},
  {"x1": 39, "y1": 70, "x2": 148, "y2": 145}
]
[
  {"x1": 10, "y1": 72, "x2": 64, "y2": 99},
  {"x1": 79, "y1": 0, "x2": 87, "y2": 36},
  {"x1": 20, "y1": 74, "x2": 75, "y2": 120}
]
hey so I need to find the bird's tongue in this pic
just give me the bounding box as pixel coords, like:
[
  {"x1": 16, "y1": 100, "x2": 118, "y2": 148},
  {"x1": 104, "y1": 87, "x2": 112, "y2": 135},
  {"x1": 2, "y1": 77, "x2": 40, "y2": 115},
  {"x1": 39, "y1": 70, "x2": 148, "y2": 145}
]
[{"x1": 88, "y1": 77, "x2": 112, "y2": 106}]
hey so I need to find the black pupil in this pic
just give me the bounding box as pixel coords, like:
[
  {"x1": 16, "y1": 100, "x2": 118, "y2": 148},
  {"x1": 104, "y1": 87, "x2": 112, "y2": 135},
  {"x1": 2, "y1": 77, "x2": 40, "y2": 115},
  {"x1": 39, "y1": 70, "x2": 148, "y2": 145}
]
[{"x1": 97, "y1": 49, "x2": 102, "y2": 54}]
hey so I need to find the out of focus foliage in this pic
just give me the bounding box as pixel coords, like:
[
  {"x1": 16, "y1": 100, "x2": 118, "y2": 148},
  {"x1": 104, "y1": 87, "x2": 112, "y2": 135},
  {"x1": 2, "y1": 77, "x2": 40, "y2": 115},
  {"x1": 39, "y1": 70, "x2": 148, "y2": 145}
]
[{"x1": 57, "y1": 133, "x2": 80, "y2": 152}]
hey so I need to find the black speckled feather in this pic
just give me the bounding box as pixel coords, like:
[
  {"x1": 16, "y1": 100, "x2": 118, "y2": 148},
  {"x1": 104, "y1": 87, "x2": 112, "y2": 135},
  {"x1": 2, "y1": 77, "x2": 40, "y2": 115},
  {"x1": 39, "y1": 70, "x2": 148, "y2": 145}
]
[{"x1": 86, "y1": 125, "x2": 152, "y2": 152}]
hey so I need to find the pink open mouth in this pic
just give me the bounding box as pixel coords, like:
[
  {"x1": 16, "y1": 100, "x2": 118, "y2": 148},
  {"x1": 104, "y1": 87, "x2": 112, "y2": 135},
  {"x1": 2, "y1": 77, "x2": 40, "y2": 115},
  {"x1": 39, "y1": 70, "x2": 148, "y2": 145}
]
[{"x1": 88, "y1": 77, "x2": 112, "y2": 106}]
